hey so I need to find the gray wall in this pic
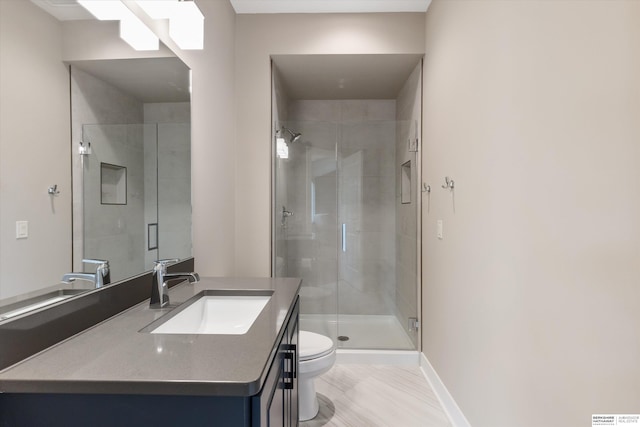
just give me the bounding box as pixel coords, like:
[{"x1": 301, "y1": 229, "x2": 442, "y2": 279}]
[
  {"x1": 0, "y1": 0, "x2": 72, "y2": 299},
  {"x1": 234, "y1": 13, "x2": 427, "y2": 276},
  {"x1": 421, "y1": 1, "x2": 640, "y2": 426}
]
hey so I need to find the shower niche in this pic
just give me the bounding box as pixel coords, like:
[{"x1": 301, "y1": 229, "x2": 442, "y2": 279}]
[
  {"x1": 271, "y1": 54, "x2": 423, "y2": 352},
  {"x1": 100, "y1": 163, "x2": 127, "y2": 205}
]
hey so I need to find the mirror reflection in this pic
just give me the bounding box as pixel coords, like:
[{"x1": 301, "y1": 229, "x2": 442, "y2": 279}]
[
  {"x1": 71, "y1": 58, "x2": 192, "y2": 284},
  {"x1": 0, "y1": 57, "x2": 192, "y2": 320}
]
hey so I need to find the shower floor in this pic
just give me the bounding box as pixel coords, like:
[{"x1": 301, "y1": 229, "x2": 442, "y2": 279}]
[{"x1": 300, "y1": 314, "x2": 415, "y2": 350}]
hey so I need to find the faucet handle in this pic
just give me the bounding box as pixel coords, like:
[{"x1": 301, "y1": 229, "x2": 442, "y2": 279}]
[
  {"x1": 154, "y1": 258, "x2": 180, "y2": 266},
  {"x1": 154, "y1": 258, "x2": 180, "y2": 273},
  {"x1": 83, "y1": 258, "x2": 109, "y2": 266},
  {"x1": 82, "y1": 259, "x2": 110, "y2": 287}
]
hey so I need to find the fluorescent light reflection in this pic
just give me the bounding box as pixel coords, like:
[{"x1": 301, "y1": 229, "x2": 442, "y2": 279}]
[
  {"x1": 169, "y1": 1, "x2": 204, "y2": 50},
  {"x1": 77, "y1": 0, "x2": 129, "y2": 20},
  {"x1": 134, "y1": 0, "x2": 176, "y2": 19},
  {"x1": 276, "y1": 138, "x2": 289, "y2": 159},
  {"x1": 136, "y1": 0, "x2": 205, "y2": 50},
  {"x1": 77, "y1": 0, "x2": 160, "y2": 51},
  {"x1": 78, "y1": 0, "x2": 204, "y2": 51},
  {"x1": 120, "y1": 16, "x2": 159, "y2": 51}
]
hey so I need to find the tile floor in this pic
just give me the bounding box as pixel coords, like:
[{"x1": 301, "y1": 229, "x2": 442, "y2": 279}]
[{"x1": 300, "y1": 364, "x2": 452, "y2": 427}]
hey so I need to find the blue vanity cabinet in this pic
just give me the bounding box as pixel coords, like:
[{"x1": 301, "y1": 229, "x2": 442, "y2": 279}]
[
  {"x1": 252, "y1": 297, "x2": 299, "y2": 427},
  {"x1": 286, "y1": 298, "x2": 299, "y2": 425},
  {"x1": 0, "y1": 297, "x2": 301, "y2": 427}
]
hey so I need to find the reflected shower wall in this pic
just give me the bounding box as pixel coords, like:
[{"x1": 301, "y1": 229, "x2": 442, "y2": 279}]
[
  {"x1": 82, "y1": 121, "x2": 191, "y2": 283},
  {"x1": 82, "y1": 123, "x2": 149, "y2": 281}
]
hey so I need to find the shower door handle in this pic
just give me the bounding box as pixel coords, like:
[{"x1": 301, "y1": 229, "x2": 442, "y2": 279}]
[
  {"x1": 341, "y1": 223, "x2": 347, "y2": 252},
  {"x1": 281, "y1": 206, "x2": 293, "y2": 227}
]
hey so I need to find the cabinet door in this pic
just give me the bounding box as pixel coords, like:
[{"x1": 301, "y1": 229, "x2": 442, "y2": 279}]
[
  {"x1": 252, "y1": 297, "x2": 299, "y2": 427},
  {"x1": 252, "y1": 345, "x2": 285, "y2": 427},
  {"x1": 268, "y1": 354, "x2": 285, "y2": 427}
]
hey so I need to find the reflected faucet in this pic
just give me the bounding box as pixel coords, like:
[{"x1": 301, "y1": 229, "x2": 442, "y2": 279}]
[
  {"x1": 61, "y1": 259, "x2": 110, "y2": 289},
  {"x1": 150, "y1": 259, "x2": 200, "y2": 309}
]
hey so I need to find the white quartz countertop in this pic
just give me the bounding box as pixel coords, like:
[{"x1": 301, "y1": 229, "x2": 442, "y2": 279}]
[{"x1": 0, "y1": 277, "x2": 301, "y2": 397}]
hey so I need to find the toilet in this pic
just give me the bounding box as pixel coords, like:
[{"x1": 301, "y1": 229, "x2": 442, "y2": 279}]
[{"x1": 298, "y1": 330, "x2": 336, "y2": 421}]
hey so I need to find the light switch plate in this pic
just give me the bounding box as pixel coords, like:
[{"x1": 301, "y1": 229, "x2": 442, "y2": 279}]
[{"x1": 16, "y1": 221, "x2": 28, "y2": 239}]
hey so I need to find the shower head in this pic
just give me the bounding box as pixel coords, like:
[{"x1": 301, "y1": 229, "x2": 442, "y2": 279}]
[{"x1": 283, "y1": 127, "x2": 302, "y2": 144}]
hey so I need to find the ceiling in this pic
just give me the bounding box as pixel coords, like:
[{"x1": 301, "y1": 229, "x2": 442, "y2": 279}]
[
  {"x1": 32, "y1": 0, "x2": 431, "y2": 20},
  {"x1": 32, "y1": 1, "x2": 427, "y2": 100},
  {"x1": 71, "y1": 57, "x2": 191, "y2": 103},
  {"x1": 31, "y1": 0, "x2": 93, "y2": 20},
  {"x1": 229, "y1": 0, "x2": 431, "y2": 14},
  {"x1": 273, "y1": 54, "x2": 423, "y2": 100}
]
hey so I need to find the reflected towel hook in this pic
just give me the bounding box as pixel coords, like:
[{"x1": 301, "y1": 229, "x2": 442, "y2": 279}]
[
  {"x1": 79, "y1": 141, "x2": 91, "y2": 156},
  {"x1": 422, "y1": 183, "x2": 431, "y2": 193},
  {"x1": 441, "y1": 176, "x2": 455, "y2": 190},
  {"x1": 48, "y1": 184, "x2": 60, "y2": 196}
]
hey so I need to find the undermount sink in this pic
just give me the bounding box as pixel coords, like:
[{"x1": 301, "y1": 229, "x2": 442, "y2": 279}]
[{"x1": 145, "y1": 290, "x2": 273, "y2": 335}]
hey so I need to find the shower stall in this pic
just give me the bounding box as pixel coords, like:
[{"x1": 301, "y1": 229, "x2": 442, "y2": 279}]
[
  {"x1": 272, "y1": 57, "x2": 422, "y2": 354},
  {"x1": 79, "y1": 121, "x2": 192, "y2": 283}
]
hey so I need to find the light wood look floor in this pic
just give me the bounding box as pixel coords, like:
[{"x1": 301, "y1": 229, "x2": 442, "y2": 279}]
[{"x1": 300, "y1": 364, "x2": 452, "y2": 427}]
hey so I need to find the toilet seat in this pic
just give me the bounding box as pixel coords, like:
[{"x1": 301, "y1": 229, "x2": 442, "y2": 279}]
[{"x1": 299, "y1": 331, "x2": 334, "y2": 361}]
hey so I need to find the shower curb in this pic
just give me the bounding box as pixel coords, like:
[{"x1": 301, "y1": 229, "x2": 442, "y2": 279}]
[{"x1": 336, "y1": 349, "x2": 419, "y2": 366}]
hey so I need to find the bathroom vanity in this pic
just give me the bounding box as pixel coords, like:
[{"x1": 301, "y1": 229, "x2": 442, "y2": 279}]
[{"x1": 0, "y1": 277, "x2": 301, "y2": 427}]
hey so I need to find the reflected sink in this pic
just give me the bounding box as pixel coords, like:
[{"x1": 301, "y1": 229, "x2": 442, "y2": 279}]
[
  {"x1": 146, "y1": 290, "x2": 273, "y2": 335},
  {"x1": 0, "y1": 289, "x2": 87, "y2": 321}
]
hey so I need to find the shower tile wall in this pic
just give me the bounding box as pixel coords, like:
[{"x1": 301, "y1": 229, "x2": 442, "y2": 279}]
[
  {"x1": 144, "y1": 103, "x2": 192, "y2": 266},
  {"x1": 82, "y1": 124, "x2": 146, "y2": 281},
  {"x1": 287, "y1": 100, "x2": 397, "y2": 317},
  {"x1": 395, "y1": 63, "x2": 422, "y2": 349},
  {"x1": 71, "y1": 67, "x2": 145, "y2": 279},
  {"x1": 143, "y1": 124, "x2": 159, "y2": 270}
]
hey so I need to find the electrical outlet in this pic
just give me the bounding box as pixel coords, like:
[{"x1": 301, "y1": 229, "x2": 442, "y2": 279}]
[{"x1": 437, "y1": 220, "x2": 443, "y2": 240}]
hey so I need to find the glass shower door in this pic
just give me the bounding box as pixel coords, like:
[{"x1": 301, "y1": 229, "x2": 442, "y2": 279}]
[
  {"x1": 272, "y1": 117, "x2": 420, "y2": 352},
  {"x1": 337, "y1": 120, "x2": 417, "y2": 350},
  {"x1": 273, "y1": 121, "x2": 339, "y2": 343},
  {"x1": 81, "y1": 123, "x2": 156, "y2": 283}
]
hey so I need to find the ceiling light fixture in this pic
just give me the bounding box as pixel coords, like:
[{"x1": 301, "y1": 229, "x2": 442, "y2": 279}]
[
  {"x1": 135, "y1": 0, "x2": 204, "y2": 50},
  {"x1": 77, "y1": 0, "x2": 159, "y2": 51},
  {"x1": 77, "y1": 0, "x2": 129, "y2": 20},
  {"x1": 119, "y1": 15, "x2": 160, "y2": 51}
]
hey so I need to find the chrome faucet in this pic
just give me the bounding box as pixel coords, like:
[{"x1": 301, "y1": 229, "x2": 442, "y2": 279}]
[
  {"x1": 61, "y1": 259, "x2": 110, "y2": 289},
  {"x1": 150, "y1": 259, "x2": 199, "y2": 309}
]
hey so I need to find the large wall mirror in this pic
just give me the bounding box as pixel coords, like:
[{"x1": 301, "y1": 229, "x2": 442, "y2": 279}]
[
  {"x1": 70, "y1": 57, "x2": 192, "y2": 283},
  {"x1": 0, "y1": 0, "x2": 191, "y2": 322}
]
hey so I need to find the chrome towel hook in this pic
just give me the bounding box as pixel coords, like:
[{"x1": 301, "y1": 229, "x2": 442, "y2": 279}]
[
  {"x1": 441, "y1": 176, "x2": 455, "y2": 190},
  {"x1": 48, "y1": 184, "x2": 60, "y2": 196}
]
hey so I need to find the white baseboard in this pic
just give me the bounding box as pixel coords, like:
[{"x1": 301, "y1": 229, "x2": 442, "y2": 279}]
[
  {"x1": 336, "y1": 349, "x2": 420, "y2": 366},
  {"x1": 420, "y1": 353, "x2": 472, "y2": 427}
]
